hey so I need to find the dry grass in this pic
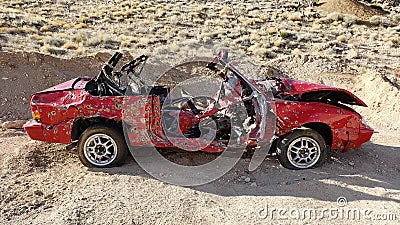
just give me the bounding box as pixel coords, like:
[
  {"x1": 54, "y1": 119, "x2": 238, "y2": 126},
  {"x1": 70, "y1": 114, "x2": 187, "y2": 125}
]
[{"x1": 0, "y1": 0, "x2": 397, "y2": 63}]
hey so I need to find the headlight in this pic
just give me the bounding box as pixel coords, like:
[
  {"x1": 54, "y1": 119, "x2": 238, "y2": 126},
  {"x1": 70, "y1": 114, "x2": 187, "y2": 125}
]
[
  {"x1": 361, "y1": 117, "x2": 367, "y2": 125},
  {"x1": 360, "y1": 117, "x2": 372, "y2": 129}
]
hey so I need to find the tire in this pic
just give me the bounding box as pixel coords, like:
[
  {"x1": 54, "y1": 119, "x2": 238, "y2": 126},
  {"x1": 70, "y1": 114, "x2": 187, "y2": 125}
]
[
  {"x1": 276, "y1": 128, "x2": 327, "y2": 170},
  {"x1": 77, "y1": 125, "x2": 128, "y2": 168}
]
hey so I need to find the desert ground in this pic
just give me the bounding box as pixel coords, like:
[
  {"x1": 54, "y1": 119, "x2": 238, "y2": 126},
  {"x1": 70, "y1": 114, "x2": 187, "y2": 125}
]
[{"x1": 0, "y1": 0, "x2": 399, "y2": 224}]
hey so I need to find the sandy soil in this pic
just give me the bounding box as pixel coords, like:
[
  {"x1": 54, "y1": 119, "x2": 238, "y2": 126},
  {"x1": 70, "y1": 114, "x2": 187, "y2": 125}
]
[
  {"x1": 0, "y1": 129, "x2": 399, "y2": 225},
  {"x1": 0, "y1": 0, "x2": 399, "y2": 224}
]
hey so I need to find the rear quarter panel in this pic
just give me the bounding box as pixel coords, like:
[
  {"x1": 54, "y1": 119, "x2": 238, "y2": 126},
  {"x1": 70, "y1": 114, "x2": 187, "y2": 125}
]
[{"x1": 32, "y1": 90, "x2": 127, "y2": 143}]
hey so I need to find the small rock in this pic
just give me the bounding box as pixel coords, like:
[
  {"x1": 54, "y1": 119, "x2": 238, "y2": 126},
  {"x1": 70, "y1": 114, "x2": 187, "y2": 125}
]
[
  {"x1": 87, "y1": 217, "x2": 94, "y2": 224},
  {"x1": 347, "y1": 49, "x2": 359, "y2": 59},
  {"x1": 250, "y1": 182, "x2": 257, "y2": 187},
  {"x1": 2, "y1": 120, "x2": 27, "y2": 129},
  {"x1": 267, "y1": 26, "x2": 277, "y2": 34},
  {"x1": 291, "y1": 48, "x2": 302, "y2": 55},
  {"x1": 33, "y1": 190, "x2": 44, "y2": 196},
  {"x1": 44, "y1": 193, "x2": 54, "y2": 199},
  {"x1": 347, "y1": 38, "x2": 357, "y2": 44},
  {"x1": 287, "y1": 12, "x2": 303, "y2": 21},
  {"x1": 40, "y1": 25, "x2": 50, "y2": 32},
  {"x1": 389, "y1": 36, "x2": 399, "y2": 45},
  {"x1": 244, "y1": 177, "x2": 251, "y2": 183},
  {"x1": 337, "y1": 35, "x2": 347, "y2": 43},
  {"x1": 273, "y1": 38, "x2": 282, "y2": 47}
]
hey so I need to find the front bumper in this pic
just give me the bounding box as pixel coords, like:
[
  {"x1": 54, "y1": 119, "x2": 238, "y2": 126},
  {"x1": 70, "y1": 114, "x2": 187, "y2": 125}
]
[
  {"x1": 354, "y1": 125, "x2": 374, "y2": 148},
  {"x1": 334, "y1": 124, "x2": 374, "y2": 152},
  {"x1": 345, "y1": 125, "x2": 374, "y2": 150}
]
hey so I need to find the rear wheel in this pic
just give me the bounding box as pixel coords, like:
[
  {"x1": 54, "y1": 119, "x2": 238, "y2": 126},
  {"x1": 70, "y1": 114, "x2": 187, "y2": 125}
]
[
  {"x1": 77, "y1": 125, "x2": 128, "y2": 167},
  {"x1": 276, "y1": 128, "x2": 327, "y2": 170}
]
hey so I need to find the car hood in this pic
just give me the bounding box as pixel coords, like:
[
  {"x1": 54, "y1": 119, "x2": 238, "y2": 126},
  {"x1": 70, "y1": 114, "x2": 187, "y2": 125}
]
[
  {"x1": 37, "y1": 77, "x2": 90, "y2": 94},
  {"x1": 281, "y1": 78, "x2": 367, "y2": 106}
]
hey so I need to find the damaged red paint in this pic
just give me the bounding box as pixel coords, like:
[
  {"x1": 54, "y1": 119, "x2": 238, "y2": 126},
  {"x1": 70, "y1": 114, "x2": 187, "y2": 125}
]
[{"x1": 24, "y1": 50, "x2": 373, "y2": 169}]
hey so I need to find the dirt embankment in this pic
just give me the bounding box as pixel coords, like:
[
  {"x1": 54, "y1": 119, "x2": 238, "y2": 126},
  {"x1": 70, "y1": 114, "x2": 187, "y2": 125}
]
[
  {"x1": 316, "y1": 0, "x2": 389, "y2": 20},
  {"x1": 0, "y1": 52, "x2": 112, "y2": 119}
]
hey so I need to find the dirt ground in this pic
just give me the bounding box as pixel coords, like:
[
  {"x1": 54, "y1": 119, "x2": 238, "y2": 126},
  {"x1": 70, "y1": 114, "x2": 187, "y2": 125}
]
[{"x1": 0, "y1": 128, "x2": 399, "y2": 225}]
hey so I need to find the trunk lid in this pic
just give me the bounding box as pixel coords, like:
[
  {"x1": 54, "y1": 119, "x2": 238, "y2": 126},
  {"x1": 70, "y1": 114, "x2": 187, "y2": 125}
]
[{"x1": 37, "y1": 77, "x2": 90, "y2": 94}]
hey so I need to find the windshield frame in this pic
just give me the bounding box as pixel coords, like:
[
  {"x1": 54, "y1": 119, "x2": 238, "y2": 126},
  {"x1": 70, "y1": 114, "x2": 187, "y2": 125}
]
[{"x1": 215, "y1": 52, "x2": 273, "y2": 144}]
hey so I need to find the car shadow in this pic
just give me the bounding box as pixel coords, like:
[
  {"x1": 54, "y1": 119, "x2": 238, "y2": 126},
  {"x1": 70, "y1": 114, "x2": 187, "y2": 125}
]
[{"x1": 92, "y1": 142, "x2": 400, "y2": 204}]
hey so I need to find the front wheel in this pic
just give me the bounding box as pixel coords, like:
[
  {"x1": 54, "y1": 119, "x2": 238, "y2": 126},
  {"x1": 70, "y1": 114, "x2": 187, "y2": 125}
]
[
  {"x1": 77, "y1": 125, "x2": 128, "y2": 168},
  {"x1": 276, "y1": 128, "x2": 327, "y2": 170}
]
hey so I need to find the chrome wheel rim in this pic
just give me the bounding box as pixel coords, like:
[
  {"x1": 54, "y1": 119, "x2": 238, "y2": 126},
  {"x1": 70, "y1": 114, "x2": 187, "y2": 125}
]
[
  {"x1": 287, "y1": 137, "x2": 320, "y2": 169},
  {"x1": 83, "y1": 134, "x2": 118, "y2": 166}
]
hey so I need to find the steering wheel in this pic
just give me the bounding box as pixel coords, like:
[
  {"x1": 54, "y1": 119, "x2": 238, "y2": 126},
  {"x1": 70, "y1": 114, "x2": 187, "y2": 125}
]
[
  {"x1": 163, "y1": 97, "x2": 197, "y2": 113},
  {"x1": 163, "y1": 96, "x2": 216, "y2": 115},
  {"x1": 95, "y1": 52, "x2": 146, "y2": 96}
]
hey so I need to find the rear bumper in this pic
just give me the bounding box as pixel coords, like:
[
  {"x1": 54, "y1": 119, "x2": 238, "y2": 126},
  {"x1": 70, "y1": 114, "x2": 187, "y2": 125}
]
[
  {"x1": 24, "y1": 120, "x2": 46, "y2": 141},
  {"x1": 24, "y1": 119, "x2": 72, "y2": 144}
]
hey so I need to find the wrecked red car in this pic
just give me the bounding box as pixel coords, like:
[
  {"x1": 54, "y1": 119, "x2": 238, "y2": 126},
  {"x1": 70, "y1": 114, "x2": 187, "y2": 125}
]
[{"x1": 24, "y1": 50, "x2": 373, "y2": 170}]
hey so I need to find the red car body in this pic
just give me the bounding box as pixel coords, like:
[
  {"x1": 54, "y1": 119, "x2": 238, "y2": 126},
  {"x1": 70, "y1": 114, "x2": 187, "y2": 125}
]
[{"x1": 24, "y1": 51, "x2": 374, "y2": 168}]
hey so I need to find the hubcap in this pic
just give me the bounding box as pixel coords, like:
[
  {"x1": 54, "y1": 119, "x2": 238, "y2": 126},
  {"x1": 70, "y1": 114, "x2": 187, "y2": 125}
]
[
  {"x1": 83, "y1": 134, "x2": 118, "y2": 166},
  {"x1": 287, "y1": 137, "x2": 320, "y2": 169}
]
